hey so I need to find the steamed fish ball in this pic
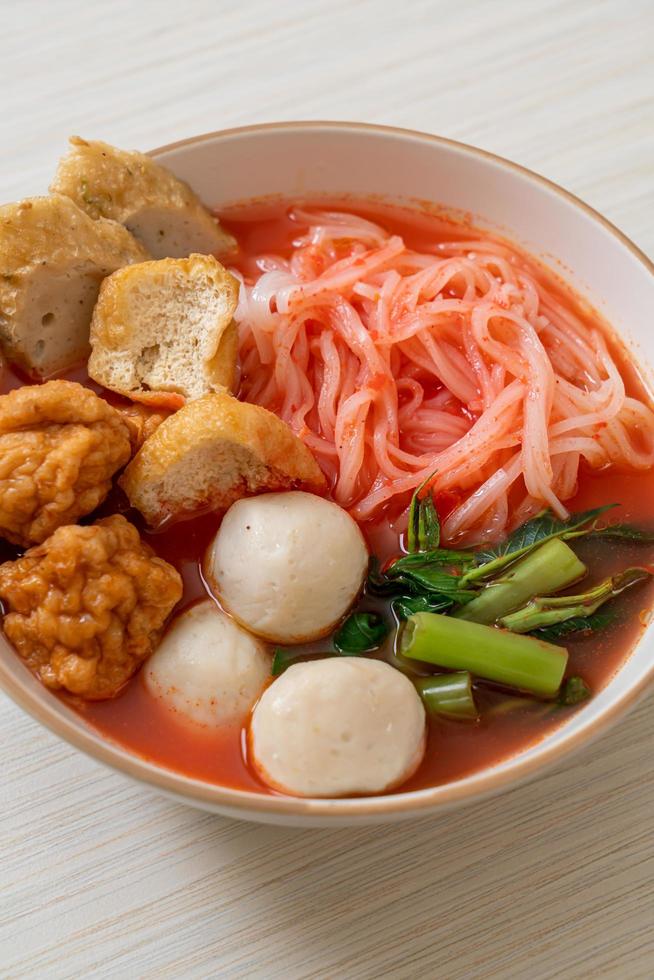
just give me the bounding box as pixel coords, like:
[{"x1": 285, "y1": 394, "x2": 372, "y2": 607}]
[
  {"x1": 144, "y1": 600, "x2": 270, "y2": 727},
  {"x1": 206, "y1": 491, "x2": 369, "y2": 644},
  {"x1": 249, "y1": 658, "x2": 426, "y2": 797}
]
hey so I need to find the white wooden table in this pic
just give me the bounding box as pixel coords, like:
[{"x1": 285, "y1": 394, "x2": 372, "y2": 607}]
[{"x1": 2, "y1": 2, "x2": 653, "y2": 976}]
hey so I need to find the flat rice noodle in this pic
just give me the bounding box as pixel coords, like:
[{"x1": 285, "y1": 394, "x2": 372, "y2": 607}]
[{"x1": 235, "y1": 208, "x2": 654, "y2": 542}]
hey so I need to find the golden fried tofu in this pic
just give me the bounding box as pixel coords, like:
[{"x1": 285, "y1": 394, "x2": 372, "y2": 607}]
[
  {"x1": 88, "y1": 254, "x2": 239, "y2": 403},
  {"x1": 0, "y1": 195, "x2": 148, "y2": 377},
  {"x1": 50, "y1": 137, "x2": 236, "y2": 259},
  {"x1": 0, "y1": 514, "x2": 182, "y2": 699},
  {"x1": 0, "y1": 380, "x2": 133, "y2": 546},
  {"x1": 120, "y1": 390, "x2": 327, "y2": 527}
]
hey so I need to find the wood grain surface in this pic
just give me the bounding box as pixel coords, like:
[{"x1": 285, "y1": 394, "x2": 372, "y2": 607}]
[{"x1": 1, "y1": 1, "x2": 653, "y2": 976}]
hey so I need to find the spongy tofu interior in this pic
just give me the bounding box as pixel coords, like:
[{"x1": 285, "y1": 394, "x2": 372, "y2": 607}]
[
  {"x1": 147, "y1": 440, "x2": 278, "y2": 519},
  {"x1": 88, "y1": 255, "x2": 239, "y2": 399},
  {"x1": 119, "y1": 391, "x2": 327, "y2": 527}
]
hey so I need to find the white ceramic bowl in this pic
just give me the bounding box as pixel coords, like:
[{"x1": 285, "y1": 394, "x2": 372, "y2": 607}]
[{"x1": 1, "y1": 122, "x2": 653, "y2": 826}]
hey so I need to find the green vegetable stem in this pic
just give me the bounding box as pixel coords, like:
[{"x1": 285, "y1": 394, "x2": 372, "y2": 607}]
[
  {"x1": 455, "y1": 538, "x2": 586, "y2": 625},
  {"x1": 415, "y1": 672, "x2": 478, "y2": 721},
  {"x1": 500, "y1": 566, "x2": 652, "y2": 633},
  {"x1": 462, "y1": 505, "x2": 615, "y2": 585},
  {"x1": 400, "y1": 612, "x2": 568, "y2": 697}
]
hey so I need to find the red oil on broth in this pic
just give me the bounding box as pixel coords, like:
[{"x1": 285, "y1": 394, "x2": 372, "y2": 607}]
[{"x1": 3, "y1": 198, "x2": 654, "y2": 797}]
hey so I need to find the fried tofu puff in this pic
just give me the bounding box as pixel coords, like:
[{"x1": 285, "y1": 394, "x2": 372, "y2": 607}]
[
  {"x1": 88, "y1": 254, "x2": 239, "y2": 404},
  {"x1": 120, "y1": 391, "x2": 326, "y2": 528}
]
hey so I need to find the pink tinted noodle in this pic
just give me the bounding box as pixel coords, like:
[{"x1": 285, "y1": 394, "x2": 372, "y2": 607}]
[{"x1": 234, "y1": 208, "x2": 654, "y2": 542}]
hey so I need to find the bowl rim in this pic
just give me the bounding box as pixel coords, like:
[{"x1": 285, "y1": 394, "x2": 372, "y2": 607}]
[{"x1": 1, "y1": 119, "x2": 653, "y2": 820}]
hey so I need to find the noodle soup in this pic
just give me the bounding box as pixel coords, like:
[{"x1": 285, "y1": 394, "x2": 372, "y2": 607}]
[{"x1": 53, "y1": 199, "x2": 654, "y2": 798}]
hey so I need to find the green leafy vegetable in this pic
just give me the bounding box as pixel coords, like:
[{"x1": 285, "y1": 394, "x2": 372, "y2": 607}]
[
  {"x1": 407, "y1": 473, "x2": 440, "y2": 553},
  {"x1": 371, "y1": 546, "x2": 475, "y2": 608},
  {"x1": 370, "y1": 551, "x2": 475, "y2": 606},
  {"x1": 272, "y1": 611, "x2": 390, "y2": 673},
  {"x1": 271, "y1": 647, "x2": 303, "y2": 676},
  {"x1": 389, "y1": 548, "x2": 473, "y2": 572},
  {"x1": 366, "y1": 557, "x2": 419, "y2": 597},
  {"x1": 333, "y1": 612, "x2": 389, "y2": 653},
  {"x1": 462, "y1": 505, "x2": 617, "y2": 584},
  {"x1": 500, "y1": 566, "x2": 651, "y2": 634},
  {"x1": 386, "y1": 556, "x2": 475, "y2": 601},
  {"x1": 271, "y1": 632, "x2": 372, "y2": 675},
  {"x1": 533, "y1": 611, "x2": 615, "y2": 642},
  {"x1": 392, "y1": 594, "x2": 454, "y2": 620},
  {"x1": 559, "y1": 676, "x2": 591, "y2": 706},
  {"x1": 397, "y1": 567, "x2": 476, "y2": 601}
]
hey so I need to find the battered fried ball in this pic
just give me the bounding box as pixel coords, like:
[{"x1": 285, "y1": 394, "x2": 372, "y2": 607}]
[
  {"x1": 0, "y1": 380, "x2": 133, "y2": 546},
  {"x1": 0, "y1": 514, "x2": 183, "y2": 699}
]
